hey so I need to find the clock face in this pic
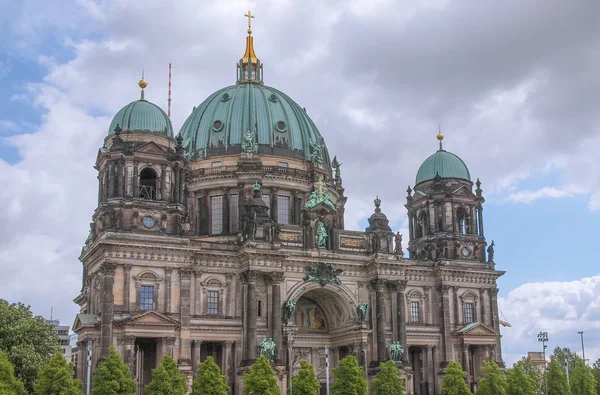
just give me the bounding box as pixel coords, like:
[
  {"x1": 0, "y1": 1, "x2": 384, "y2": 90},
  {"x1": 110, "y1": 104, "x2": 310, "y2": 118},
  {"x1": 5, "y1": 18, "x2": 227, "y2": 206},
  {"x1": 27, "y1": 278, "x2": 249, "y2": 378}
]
[
  {"x1": 142, "y1": 216, "x2": 155, "y2": 228},
  {"x1": 461, "y1": 247, "x2": 470, "y2": 257}
]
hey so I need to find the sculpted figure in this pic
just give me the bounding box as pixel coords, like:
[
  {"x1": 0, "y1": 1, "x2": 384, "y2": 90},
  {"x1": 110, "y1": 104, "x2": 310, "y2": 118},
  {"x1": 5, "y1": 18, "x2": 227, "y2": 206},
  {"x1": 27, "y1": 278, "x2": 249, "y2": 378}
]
[
  {"x1": 487, "y1": 240, "x2": 495, "y2": 262},
  {"x1": 356, "y1": 303, "x2": 368, "y2": 322},
  {"x1": 282, "y1": 299, "x2": 297, "y2": 322},
  {"x1": 390, "y1": 341, "x2": 404, "y2": 362},
  {"x1": 316, "y1": 222, "x2": 329, "y2": 248},
  {"x1": 394, "y1": 232, "x2": 402, "y2": 254}
]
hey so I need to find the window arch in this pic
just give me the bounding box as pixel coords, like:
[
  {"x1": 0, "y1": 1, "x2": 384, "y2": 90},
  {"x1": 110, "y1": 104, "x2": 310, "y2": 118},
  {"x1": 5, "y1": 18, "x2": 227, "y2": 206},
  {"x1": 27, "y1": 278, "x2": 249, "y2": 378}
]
[
  {"x1": 202, "y1": 277, "x2": 225, "y2": 316},
  {"x1": 139, "y1": 168, "x2": 157, "y2": 200},
  {"x1": 460, "y1": 290, "x2": 479, "y2": 325},
  {"x1": 415, "y1": 211, "x2": 428, "y2": 239},
  {"x1": 457, "y1": 207, "x2": 469, "y2": 234},
  {"x1": 133, "y1": 271, "x2": 161, "y2": 311},
  {"x1": 406, "y1": 289, "x2": 425, "y2": 324}
]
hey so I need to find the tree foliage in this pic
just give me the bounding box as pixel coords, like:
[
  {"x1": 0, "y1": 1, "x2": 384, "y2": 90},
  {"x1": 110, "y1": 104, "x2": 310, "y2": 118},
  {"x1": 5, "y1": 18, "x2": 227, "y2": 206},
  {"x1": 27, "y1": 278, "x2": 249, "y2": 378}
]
[
  {"x1": 514, "y1": 357, "x2": 543, "y2": 394},
  {"x1": 506, "y1": 364, "x2": 535, "y2": 395},
  {"x1": 243, "y1": 355, "x2": 280, "y2": 395},
  {"x1": 191, "y1": 356, "x2": 229, "y2": 395},
  {"x1": 476, "y1": 360, "x2": 506, "y2": 395},
  {"x1": 570, "y1": 359, "x2": 597, "y2": 395},
  {"x1": 145, "y1": 355, "x2": 187, "y2": 395},
  {"x1": 291, "y1": 360, "x2": 320, "y2": 395},
  {"x1": 592, "y1": 359, "x2": 600, "y2": 395},
  {"x1": 91, "y1": 347, "x2": 136, "y2": 395},
  {"x1": 34, "y1": 351, "x2": 82, "y2": 395},
  {"x1": 441, "y1": 361, "x2": 472, "y2": 395},
  {"x1": 371, "y1": 361, "x2": 404, "y2": 395},
  {"x1": 0, "y1": 351, "x2": 25, "y2": 395},
  {"x1": 331, "y1": 356, "x2": 367, "y2": 395},
  {"x1": 546, "y1": 358, "x2": 570, "y2": 395},
  {"x1": 0, "y1": 300, "x2": 59, "y2": 393}
]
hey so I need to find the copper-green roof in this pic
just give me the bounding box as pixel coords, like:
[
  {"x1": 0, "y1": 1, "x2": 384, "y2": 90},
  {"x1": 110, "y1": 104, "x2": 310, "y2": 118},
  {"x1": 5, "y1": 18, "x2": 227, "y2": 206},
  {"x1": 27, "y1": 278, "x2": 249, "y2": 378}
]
[
  {"x1": 179, "y1": 83, "x2": 330, "y2": 163},
  {"x1": 416, "y1": 149, "x2": 471, "y2": 184},
  {"x1": 108, "y1": 99, "x2": 173, "y2": 137}
]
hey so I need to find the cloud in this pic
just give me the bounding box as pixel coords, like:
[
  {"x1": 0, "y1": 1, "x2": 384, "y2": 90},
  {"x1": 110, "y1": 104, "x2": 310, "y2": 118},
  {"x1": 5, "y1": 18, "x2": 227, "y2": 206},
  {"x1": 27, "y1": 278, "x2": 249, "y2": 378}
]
[
  {"x1": 499, "y1": 276, "x2": 600, "y2": 366},
  {"x1": 507, "y1": 186, "x2": 586, "y2": 204},
  {"x1": 0, "y1": 120, "x2": 19, "y2": 134}
]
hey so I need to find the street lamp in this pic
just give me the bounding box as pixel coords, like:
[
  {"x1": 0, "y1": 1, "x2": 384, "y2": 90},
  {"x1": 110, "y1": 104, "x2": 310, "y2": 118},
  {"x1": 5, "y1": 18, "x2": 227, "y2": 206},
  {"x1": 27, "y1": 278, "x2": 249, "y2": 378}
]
[
  {"x1": 563, "y1": 348, "x2": 570, "y2": 386},
  {"x1": 578, "y1": 331, "x2": 586, "y2": 365},
  {"x1": 537, "y1": 332, "x2": 548, "y2": 395}
]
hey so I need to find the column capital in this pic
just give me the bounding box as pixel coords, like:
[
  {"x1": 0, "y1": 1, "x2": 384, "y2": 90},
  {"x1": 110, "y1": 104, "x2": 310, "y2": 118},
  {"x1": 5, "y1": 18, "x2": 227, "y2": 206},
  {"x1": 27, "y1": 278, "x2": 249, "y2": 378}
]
[
  {"x1": 268, "y1": 272, "x2": 284, "y2": 284},
  {"x1": 393, "y1": 280, "x2": 407, "y2": 292},
  {"x1": 193, "y1": 340, "x2": 202, "y2": 349},
  {"x1": 124, "y1": 264, "x2": 132, "y2": 272},
  {"x1": 165, "y1": 267, "x2": 173, "y2": 275},
  {"x1": 225, "y1": 341, "x2": 234, "y2": 347},
  {"x1": 370, "y1": 279, "x2": 387, "y2": 291},
  {"x1": 225, "y1": 272, "x2": 235, "y2": 281},
  {"x1": 436, "y1": 285, "x2": 451, "y2": 295},
  {"x1": 117, "y1": 335, "x2": 136, "y2": 346},
  {"x1": 240, "y1": 270, "x2": 260, "y2": 284},
  {"x1": 101, "y1": 263, "x2": 116, "y2": 276},
  {"x1": 179, "y1": 267, "x2": 193, "y2": 280}
]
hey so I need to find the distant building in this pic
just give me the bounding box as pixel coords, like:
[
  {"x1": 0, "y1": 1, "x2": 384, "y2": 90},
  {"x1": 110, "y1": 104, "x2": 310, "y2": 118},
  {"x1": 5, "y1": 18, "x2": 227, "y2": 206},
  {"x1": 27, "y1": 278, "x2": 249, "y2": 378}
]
[
  {"x1": 528, "y1": 351, "x2": 546, "y2": 372},
  {"x1": 46, "y1": 319, "x2": 72, "y2": 361},
  {"x1": 71, "y1": 346, "x2": 79, "y2": 377}
]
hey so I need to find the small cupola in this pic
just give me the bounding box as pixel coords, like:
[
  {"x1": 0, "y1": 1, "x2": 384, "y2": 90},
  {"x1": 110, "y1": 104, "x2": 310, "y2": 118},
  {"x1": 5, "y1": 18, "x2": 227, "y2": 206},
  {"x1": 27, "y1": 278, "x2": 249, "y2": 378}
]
[{"x1": 237, "y1": 11, "x2": 263, "y2": 84}]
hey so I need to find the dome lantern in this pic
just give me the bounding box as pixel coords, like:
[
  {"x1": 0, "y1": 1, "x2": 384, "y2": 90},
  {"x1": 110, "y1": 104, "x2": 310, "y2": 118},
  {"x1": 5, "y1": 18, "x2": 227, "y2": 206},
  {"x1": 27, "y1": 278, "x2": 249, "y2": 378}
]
[{"x1": 237, "y1": 11, "x2": 263, "y2": 84}]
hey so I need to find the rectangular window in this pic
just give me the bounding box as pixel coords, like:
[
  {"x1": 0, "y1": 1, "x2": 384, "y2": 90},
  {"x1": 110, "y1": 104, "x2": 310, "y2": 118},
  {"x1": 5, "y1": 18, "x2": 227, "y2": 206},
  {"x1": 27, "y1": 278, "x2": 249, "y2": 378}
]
[
  {"x1": 210, "y1": 195, "x2": 223, "y2": 234},
  {"x1": 229, "y1": 194, "x2": 239, "y2": 233},
  {"x1": 278, "y1": 162, "x2": 289, "y2": 168},
  {"x1": 465, "y1": 302, "x2": 474, "y2": 324},
  {"x1": 140, "y1": 285, "x2": 153, "y2": 310},
  {"x1": 277, "y1": 195, "x2": 290, "y2": 225},
  {"x1": 257, "y1": 300, "x2": 262, "y2": 317},
  {"x1": 410, "y1": 301, "x2": 420, "y2": 323},
  {"x1": 262, "y1": 194, "x2": 270, "y2": 208},
  {"x1": 211, "y1": 161, "x2": 222, "y2": 167},
  {"x1": 207, "y1": 291, "x2": 219, "y2": 315}
]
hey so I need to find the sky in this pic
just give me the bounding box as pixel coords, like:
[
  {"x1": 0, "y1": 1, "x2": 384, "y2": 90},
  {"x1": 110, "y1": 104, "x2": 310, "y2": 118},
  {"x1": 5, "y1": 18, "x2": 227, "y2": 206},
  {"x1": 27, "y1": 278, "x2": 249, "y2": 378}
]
[{"x1": 1, "y1": 0, "x2": 600, "y2": 366}]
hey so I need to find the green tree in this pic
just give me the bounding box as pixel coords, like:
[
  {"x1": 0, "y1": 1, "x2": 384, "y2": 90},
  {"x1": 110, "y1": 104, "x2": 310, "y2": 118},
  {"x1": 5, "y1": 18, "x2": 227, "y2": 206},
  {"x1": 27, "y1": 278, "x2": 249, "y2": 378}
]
[
  {"x1": 592, "y1": 358, "x2": 600, "y2": 395},
  {"x1": 506, "y1": 364, "x2": 535, "y2": 395},
  {"x1": 0, "y1": 300, "x2": 59, "y2": 393},
  {"x1": 331, "y1": 356, "x2": 367, "y2": 395},
  {"x1": 441, "y1": 361, "x2": 472, "y2": 395},
  {"x1": 34, "y1": 351, "x2": 82, "y2": 395},
  {"x1": 191, "y1": 356, "x2": 229, "y2": 395},
  {"x1": 291, "y1": 360, "x2": 320, "y2": 395},
  {"x1": 91, "y1": 347, "x2": 136, "y2": 395},
  {"x1": 0, "y1": 351, "x2": 25, "y2": 395},
  {"x1": 145, "y1": 355, "x2": 187, "y2": 395},
  {"x1": 570, "y1": 359, "x2": 597, "y2": 395},
  {"x1": 546, "y1": 358, "x2": 570, "y2": 395},
  {"x1": 476, "y1": 360, "x2": 506, "y2": 395},
  {"x1": 514, "y1": 357, "x2": 543, "y2": 394},
  {"x1": 371, "y1": 360, "x2": 404, "y2": 395},
  {"x1": 551, "y1": 347, "x2": 580, "y2": 382},
  {"x1": 243, "y1": 355, "x2": 280, "y2": 395}
]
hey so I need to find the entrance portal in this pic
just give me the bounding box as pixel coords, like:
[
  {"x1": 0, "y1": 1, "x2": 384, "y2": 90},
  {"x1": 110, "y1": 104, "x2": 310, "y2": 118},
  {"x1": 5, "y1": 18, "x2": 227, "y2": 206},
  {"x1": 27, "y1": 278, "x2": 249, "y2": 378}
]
[{"x1": 134, "y1": 338, "x2": 158, "y2": 395}]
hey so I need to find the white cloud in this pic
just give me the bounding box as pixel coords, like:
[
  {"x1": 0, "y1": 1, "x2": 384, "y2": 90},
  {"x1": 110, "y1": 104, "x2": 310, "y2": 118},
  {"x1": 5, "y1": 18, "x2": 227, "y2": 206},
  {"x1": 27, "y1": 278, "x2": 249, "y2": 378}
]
[
  {"x1": 0, "y1": 120, "x2": 19, "y2": 134},
  {"x1": 507, "y1": 185, "x2": 586, "y2": 204}
]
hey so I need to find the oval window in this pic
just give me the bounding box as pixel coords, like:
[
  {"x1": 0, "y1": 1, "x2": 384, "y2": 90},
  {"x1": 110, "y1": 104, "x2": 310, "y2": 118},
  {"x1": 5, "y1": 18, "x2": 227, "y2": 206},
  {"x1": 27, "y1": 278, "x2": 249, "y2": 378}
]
[
  {"x1": 276, "y1": 121, "x2": 287, "y2": 132},
  {"x1": 221, "y1": 93, "x2": 230, "y2": 102},
  {"x1": 142, "y1": 216, "x2": 155, "y2": 228},
  {"x1": 213, "y1": 120, "x2": 224, "y2": 132},
  {"x1": 269, "y1": 94, "x2": 278, "y2": 102}
]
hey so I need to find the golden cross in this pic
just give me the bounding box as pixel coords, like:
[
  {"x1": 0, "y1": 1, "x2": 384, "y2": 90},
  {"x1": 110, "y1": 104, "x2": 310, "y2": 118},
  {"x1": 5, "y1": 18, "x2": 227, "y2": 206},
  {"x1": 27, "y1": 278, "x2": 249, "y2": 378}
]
[
  {"x1": 244, "y1": 11, "x2": 255, "y2": 31},
  {"x1": 316, "y1": 176, "x2": 325, "y2": 196}
]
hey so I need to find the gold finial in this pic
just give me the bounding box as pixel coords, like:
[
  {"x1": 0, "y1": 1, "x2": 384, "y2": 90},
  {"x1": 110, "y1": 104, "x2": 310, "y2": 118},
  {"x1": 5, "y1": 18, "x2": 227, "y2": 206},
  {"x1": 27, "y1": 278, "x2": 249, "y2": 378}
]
[
  {"x1": 244, "y1": 10, "x2": 255, "y2": 35},
  {"x1": 138, "y1": 70, "x2": 147, "y2": 100},
  {"x1": 437, "y1": 126, "x2": 444, "y2": 150}
]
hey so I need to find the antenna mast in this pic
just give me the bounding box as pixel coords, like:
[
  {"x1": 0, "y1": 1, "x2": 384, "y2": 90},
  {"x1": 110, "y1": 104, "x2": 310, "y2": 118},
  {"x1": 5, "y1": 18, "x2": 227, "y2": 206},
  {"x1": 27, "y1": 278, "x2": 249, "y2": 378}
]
[{"x1": 168, "y1": 63, "x2": 172, "y2": 117}]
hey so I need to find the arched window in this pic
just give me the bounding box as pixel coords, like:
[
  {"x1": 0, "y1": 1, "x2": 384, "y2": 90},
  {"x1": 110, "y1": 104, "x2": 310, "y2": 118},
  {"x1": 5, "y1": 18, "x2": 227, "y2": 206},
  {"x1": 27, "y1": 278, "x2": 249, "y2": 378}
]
[
  {"x1": 415, "y1": 212, "x2": 428, "y2": 238},
  {"x1": 457, "y1": 207, "x2": 469, "y2": 234},
  {"x1": 139, "y1": 168, "x2": 157, "y2": 200}
]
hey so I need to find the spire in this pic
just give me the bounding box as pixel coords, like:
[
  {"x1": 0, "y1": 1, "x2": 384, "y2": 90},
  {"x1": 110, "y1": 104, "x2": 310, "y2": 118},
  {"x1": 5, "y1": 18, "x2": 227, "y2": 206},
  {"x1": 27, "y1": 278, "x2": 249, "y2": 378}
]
[
  {"x1": 237, "y1": 11, "x2": 263, "y2": 84},
  {"x1": 437, "y1": 126, "x2": 444, "y2": 151},
  {"x1": 138, "y1": 70, "x2": 147, "y2": 100}
]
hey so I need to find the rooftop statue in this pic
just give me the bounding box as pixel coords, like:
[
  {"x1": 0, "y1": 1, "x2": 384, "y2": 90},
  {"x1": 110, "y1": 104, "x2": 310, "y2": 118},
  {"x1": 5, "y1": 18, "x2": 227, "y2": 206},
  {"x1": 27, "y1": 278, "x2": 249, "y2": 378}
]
[
  {"x1": 356, "y1": 303, "x2": 368, "y2": 322},
  {"x1": 487, "y1": 240, "x2": 495, "y2": 263},
  {"x1": 304, "y1": 176, "x2": 337, "y2": 212},
  {"x1": 309, "y1": 138, "x2": 324, "y2": 165},
  {"x1": 316, "y1": 222, "x2": 329, "y2": 248},
  {"x1": 241, "y1": 130, "x2": 258, "y2": 153}
]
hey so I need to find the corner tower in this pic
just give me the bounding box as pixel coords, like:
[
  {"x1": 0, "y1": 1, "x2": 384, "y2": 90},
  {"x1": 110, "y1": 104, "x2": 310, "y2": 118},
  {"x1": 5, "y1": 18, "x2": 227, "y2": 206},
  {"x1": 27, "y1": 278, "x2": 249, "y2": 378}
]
[{"x1": 405, "y1": 130, "x2": 487, "y2": 262}]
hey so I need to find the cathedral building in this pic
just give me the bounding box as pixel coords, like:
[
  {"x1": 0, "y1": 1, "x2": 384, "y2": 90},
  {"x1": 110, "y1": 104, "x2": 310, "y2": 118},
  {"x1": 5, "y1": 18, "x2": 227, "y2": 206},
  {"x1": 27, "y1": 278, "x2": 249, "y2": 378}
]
[{"x1": 73, "y1": 17, "x2": 504, "y2": 395}]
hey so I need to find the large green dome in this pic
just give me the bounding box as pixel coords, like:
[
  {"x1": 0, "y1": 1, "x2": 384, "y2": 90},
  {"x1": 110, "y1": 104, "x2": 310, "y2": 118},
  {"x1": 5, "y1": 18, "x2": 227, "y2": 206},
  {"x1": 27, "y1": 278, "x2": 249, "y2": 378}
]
[
  {"x1": 179, "y1": 83, "x2": 330, "y2": 164},
  {"x1": 108, "y1": 99, "x2": 173, "y2": 137},
  {"x1": 415, "y1": 149, "x2": 471, "y2": 184}
]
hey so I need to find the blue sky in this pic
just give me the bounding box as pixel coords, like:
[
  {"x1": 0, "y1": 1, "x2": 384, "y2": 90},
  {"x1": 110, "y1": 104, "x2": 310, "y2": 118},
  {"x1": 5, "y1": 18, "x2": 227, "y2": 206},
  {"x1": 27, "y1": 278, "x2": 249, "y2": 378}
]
[{"x1": 1, "y1": 0, "x2": 600, "y2": 367}]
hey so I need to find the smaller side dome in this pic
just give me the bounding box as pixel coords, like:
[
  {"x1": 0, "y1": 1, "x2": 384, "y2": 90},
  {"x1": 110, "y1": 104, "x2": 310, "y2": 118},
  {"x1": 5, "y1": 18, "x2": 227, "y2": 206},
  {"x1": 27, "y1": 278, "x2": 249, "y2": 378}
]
[
  {"x1": 415, "y1": 150, "x2": 471, "y2": 185},
  {"x1": 108, "y1": 77, "x2": 173, "y2": 137}
]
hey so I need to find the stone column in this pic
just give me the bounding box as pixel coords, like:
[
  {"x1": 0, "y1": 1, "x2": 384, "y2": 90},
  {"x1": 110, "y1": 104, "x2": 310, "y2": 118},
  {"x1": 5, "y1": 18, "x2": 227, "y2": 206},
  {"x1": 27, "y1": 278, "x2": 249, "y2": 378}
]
[
  {"x1": 132, "y1": 161, "x2": 139, "y2": 198},
  {"x1": 453, "y1": 286, "x2": 460, "y2": 327},
  {"x1": 224, "y1": 341, "x2": 233, "y2": 379},
  {"x1": 478, "y1": 288, "x2": 485, "y2": 326},
  {"x1": 193, "y1": 340, "x2": 202, "y2": 371},
  {"x1": 179, "y1": 268, "x2": 193, "y2": 364},
  {"x1": 462, "y1": 344, "x2": 471, "y2": 388},
  {"x1": 195, "y1": 269, "x2": 203, "y2": 315},
  {"x1": 438, "y1": 285, "x2": 453, "y2": 362},
  {"x1": 426, "y1": 346, "x2": 434, "y2": 395},
  {"x1": 102, "y1": 166, "x2": 109, "y2": 201},
  {"x1": 76, "y1": 341, "x2": 86, "y2": 382},
  {"x1": 477, "y1": 206, "x2": 484, "y2": 237},
  {"x1": 394, "y1": 280, "x2": 409, "y2": 363},
  {"x1": 123, "y1": 264, "x2": 132, "y2": 312},
  {"x1": 242, "y1": 270, "x2": 260, "y2": 361},
  {"x1": 118, "y1": 335, "x2": 136, "y2": 372},
  {"x1": 173, "y1": 165, "x2": 180, "y2": 203},
  {"x1": 269, "y1": 272, "x2": 284, "y2": 363},
  {"x1": 160, "y1": 164, "x2": 167, "y2": 201},
  {"x1": 164, "y1": 267, "x2": 173, "y2": 314},
  {"x1": 107, "y1": 161, "x2": 115, "y2": 198},
  {"x1": 100, "y1": 263, "x2": 116, "y2": 359},
  {"x1": 372, "y1": 279, "x2": 387, "y2": 363},
  {"x1": 225, "y1": 273, "x2": 234, "y2": 317},
  {"x1": 271, "y1": 187, "x2": 279, "y2": 222},
  {"x1": 490, "y1": 288, "x2": 502, "y2": 362},
  {"x1": 413, "y1": 349, "x2": 422, "y2": 395},
  {"x1": 223, "y1": 188, "x2": 230, "y2": 234},
  {"x1": 179, "y1": 169, "x2": 185, "y2": 204}
]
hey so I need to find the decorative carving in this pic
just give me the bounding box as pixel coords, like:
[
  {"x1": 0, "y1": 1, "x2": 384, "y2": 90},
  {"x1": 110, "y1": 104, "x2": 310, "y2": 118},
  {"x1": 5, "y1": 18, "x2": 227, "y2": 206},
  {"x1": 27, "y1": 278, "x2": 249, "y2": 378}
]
[
  {"x1": 390, "y1": 341, "x2": 404, "y2": 362},
  {"x1": 370, "y1": 279, "x2": 386, "y2": 291},
  {"x1": 341, "y1": 238, "x2": 363, "y2": 248},
  {"x1": 487, "y1": 240, "x2": 495, "y2": 263},
  {"x1": 101, "y1": 263, "x2": 116, "y2": 276},
  {"x1": 393, "y1": 280, "x2": 407, "y2": 292},
  {"x1": 437, "y1": 285, "x2": 451, "y2": 295},
  {"x1": 304, "y1": 176, "x2": 337, "y2": 212},
  {"x1": 304, "y1": 264, "x2": 343, "y2": 286},
  {"x1": 308, "y1": 138, "x2": 324, "y2": 165},
  {"x1": 179, "y1": 267, "x2": 193, "y2": 280},
  {"x1": 241, "y1": 130, "x2": 258, "y2": 154},
  {"x1": 240, "y1": 270, "x2": 260, "y2": 284},
  {"x1": 259, "y1": 338, "x2": 276, "y2": 362},
  {"x1": 282, "y1": 299, "x2": 297, "y2": 322},
  {"x1": 278, "y1": 233, "x2": 300, "y2": 242},
  {"x1": 316, "y1": 222, "x2": 329, "y2": 248},
  {"x1": 268, "y1": 272, "x2": 284, "y2": 284},
  {"x1": 165, "y1": 267, "x2": 173, "y2": 276},
  {"x1": 394, "y1": 232, "x2": 403, "y2": 255},
  {"x1": 356, "y1": 303, "x2": 368, "y2": 322}
]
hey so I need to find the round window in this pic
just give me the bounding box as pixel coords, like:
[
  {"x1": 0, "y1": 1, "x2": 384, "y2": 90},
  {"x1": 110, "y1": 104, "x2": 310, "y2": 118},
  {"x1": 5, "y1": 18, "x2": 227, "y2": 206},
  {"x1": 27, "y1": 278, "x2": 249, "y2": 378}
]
[
  {"x1": 269, "y1": 94, "x2": 278, "y2": 102},
  {"x1": 221, "y1": 93, "x2": 230, "y2": 102},
  {"x1": 213, "y1": 120, "x2": 224, "y2": 131},
  {"x1": 142, "y1": 216, "x2": 155, "y2": 228},
  {"x1": 276, "y1": 121, "x2": 287, "y2": 132}
]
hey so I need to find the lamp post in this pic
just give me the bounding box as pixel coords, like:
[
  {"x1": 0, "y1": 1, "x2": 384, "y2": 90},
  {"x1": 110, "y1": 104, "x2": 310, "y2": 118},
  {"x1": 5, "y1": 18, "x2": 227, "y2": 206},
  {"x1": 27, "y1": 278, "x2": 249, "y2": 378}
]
[
  {"x1": 538, "y1": 332, "x2": 548, "y2": 395},
  {"x1": 578, "y1": 331, "x2": 586, "y2": 365},
  {"x1": 563, "y1": 348, "x2": 570, "y2": 386}
]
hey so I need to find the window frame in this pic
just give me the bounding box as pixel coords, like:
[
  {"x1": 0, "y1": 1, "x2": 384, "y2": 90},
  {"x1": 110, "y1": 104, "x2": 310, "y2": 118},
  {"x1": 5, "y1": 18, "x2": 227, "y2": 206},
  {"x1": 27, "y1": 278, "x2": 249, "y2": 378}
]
[
  {"x1": 410, "y1": 301, "x2": 420, "y2": 323},
  {"x1": 209, "y1": 194, "x2": 224, "y2": 235},
  {"x1": 276, "y1": 195, "x2": 291, "y2": 225},
  {"x1": 460, "y1": 291, "x2": 479, "y2": 325}
]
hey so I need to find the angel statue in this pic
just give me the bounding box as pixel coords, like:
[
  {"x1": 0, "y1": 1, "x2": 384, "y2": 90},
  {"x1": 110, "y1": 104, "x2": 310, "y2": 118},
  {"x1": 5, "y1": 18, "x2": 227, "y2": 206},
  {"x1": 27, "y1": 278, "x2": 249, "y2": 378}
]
[
  {"x1": 356, "y1": 303, "x2": 368, "y2": 322},
  {"x1": 282, "y1": 299, "x2": 297, "y2": 322},
  {"x1": 259, "y1": 338, "x2": 276, "y2": 362},
  {"x1": 390, "y1": 341, "x2": 404, "y2": 362}
]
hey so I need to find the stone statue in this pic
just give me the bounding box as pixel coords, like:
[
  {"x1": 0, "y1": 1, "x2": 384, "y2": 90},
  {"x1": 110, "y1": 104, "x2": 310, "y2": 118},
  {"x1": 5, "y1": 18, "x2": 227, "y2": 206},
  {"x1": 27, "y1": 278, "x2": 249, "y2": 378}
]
[
  {"x1": 316, "y1": 222, "x2": 329, "y2": 248},
  {"x1": 259, "y1": 338, "x2": 276, "y2": 362},
  {"x1": 305, "y1": 263, "x2": 343, "y2": 286},
  {"x1": 242, "y1": 130, "x2": 258, "y2": 154},
  {"x1": 435, "y1": 242, "x2": 444, "y2": 260},
  {"x1": 394, "y1": 232, "x2": 402, "y2": 254},
  {"x1": 389, "y1": 341, "x2": 404, "y2": 362},
  {"x1": 282, "y1": 299, "x2": 297, "y2": 322},
  {"x1": 487, "y1": 240, "x2": 495, "y2": 263},
  {"x1": 309, "y1": 139, "x2": 324, "y2": 165},
  {"x1": 356, "y1": 303, "x2": 368, "y2": 322},
  {"x1": 332, "y1": 156, "x2": 342, "y2": 182}
]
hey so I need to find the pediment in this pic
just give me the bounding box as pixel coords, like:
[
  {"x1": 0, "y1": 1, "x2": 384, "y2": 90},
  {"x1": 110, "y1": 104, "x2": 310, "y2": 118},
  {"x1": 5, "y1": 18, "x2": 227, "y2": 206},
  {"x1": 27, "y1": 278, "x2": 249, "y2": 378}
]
[
  {"x1": 457, "y1": 322, "x2": 497, "y2": 337},
  {"x1": 119, "y1": 310, "x2": 180, "y2": 327},
  {"x1": 135, "y1": 141, "x2": 169, "y2": 156},
  {"x1": 72, "y1": 313, "x2": 99, "y2": 332},
  {"x1": 451, "y1": 186, "x2": 474, "y2": 197}
]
